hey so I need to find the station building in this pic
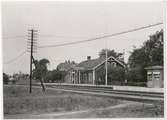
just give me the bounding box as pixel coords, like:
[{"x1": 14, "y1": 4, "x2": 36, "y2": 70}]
[{"x1": 64, "y1": 56, "x2": 125, "y2": 85}]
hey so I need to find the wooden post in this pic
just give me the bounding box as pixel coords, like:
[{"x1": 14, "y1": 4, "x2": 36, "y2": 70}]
[
  {"x1": 79, "y1": 71, "x2": 81, "y2": 84},
  {"x1": 28, "y1": 29, "x2": 38, "y2": 93},
  {"x1": 93, "y1": 69, "x2": 95, "y2": 85},
  {"x1": 105, "y1": 50, "x2": 108, "y2": 86},
  {"x1": 29, "y1": 29, "x2": 33, "y2": 93}
]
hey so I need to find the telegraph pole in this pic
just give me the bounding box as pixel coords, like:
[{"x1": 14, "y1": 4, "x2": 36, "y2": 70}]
[
  {"x1": 27, "y1": 29, "x2": 37, "y2": 93},
  {"x1": 27, "y1": 29, "x2": 45, "y2": 93},
  {"x1": 30, "y1": 29, "x2": 33, "y2": 93}
]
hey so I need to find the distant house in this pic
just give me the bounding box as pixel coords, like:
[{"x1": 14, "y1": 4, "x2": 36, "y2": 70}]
[
  {"x1": 8, "y1": 76, "x2": 16, "y2": 84},
  {"x1": 64, "y1": 56, "x2": 125, "y2": 85}
]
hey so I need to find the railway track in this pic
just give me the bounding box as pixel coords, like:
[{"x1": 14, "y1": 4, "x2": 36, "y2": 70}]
[{"x1": 36, "y1": 83, "x2": 164, "y2": 101}]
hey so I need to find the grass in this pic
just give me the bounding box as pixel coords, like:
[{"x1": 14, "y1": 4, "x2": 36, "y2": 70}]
[
  {"x1": 95, "y1": 101, "x2": 164, "y2": 118},
  {"x1": 4, "y1": 85, "x2": 164, "y2": 118},
  {"x1": 3, "y1": 85, "x2": 122, "y2": 115}
]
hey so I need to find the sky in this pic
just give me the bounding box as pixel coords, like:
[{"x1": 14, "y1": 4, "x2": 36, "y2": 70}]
[{"x1": 2, "y1": 1, "x2": 164, "y2": 75}]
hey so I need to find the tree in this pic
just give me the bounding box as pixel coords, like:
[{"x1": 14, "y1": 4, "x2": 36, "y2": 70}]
[
  {"x1": 126, "y1": 66, "x2": 147, "y2": 86},
  {"x1": 128, "y1": 48, "x2": 149, "y2": 68},
  {"x1": 3, "y1": 73, "x2": 9, "y2": 84},
  {"x1": 108, "y1": 67, "x2": 125, "y2": 85},
  {"x1": 44, "y1": 70, "x2": 67, "y2": 83},
  {"x1": 127, "y1": 29, "x2": 163, "y2": 85},
  {"x1": 99, "y1": 49, "x2": 123, "y2": 60},
  {"x1": 143, "y1": 29, "x2": 163, "y2": 65},
  {"x1": 33, "y1": 58, "x2": 50, "y2": 82},
  {"x1": 129, "y1": 29, "x2": 163, "y2": 68},
  {"x1": 95, "y1": 64, "x2": 125, "y2": 85},
  {"x1": 96, "y1": 49, "x2": 125, "y2": 85}
]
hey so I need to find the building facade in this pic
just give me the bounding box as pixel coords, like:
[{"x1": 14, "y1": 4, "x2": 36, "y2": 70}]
[{"x1": 64, "y1": 56, "x2": 125, "y2": 85}]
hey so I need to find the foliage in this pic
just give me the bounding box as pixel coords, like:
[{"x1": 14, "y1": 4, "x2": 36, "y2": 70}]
[
  {"x1": 3, "y1": 73, "x2": 9, "y2": 84},
  {"x1": 95, "y1": 64, "x2": 125, "y2": 85},
  {"x1": 44, "y1": 70, "x2": 66, "y2": 83},
  {"x1": 127, "y1": 29, "x2": 163, "y2": 83},
  {"x1": 12, "y1": 72, "x2": 29, "y2": 84},
  {"x1": 57, "y1": 60, "x2": 77, "y2": 71},
  {"x1": 129, "y1": 29, "x2": 163, "y2": 68},
  {"x1": 95, "y1": 49, "x2": 125, "y2": 85},
  {"x1": 99, "y1": 49, "x2": 123, "y2": 60},
  {"x1": 108, "y1": 67, "x2": 125, "y2": 85},
  {"x1": 33, "y1": 58, "x2": 50, "y2": 81},
  {"x1": 126, "y1": 66, "x2": 147, "y2": 83},
  {"x1": 144, "y1": 30, "x2": 163, "y2": 65}
]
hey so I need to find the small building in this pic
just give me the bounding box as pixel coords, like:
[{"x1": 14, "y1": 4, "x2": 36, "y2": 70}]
[
  {"x1": 64, "y1": 56, "x2": 125, "y2": 85},
  {"x1": 145, "y1": 66, "x2": 163, "y2": 88}
]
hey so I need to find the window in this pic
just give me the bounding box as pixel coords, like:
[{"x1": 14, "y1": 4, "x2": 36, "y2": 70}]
[
  {"x1": 147, "y1": 72, "x2": 152, "y2": 81},
  {"x1": 153, "y1": 72, "x2": 160, "y2": 80},
  {"x1": 112, "y1": 62, "x2": 116, "y2": 67},
  {"x1": 153, "y1": 74, "x2": 160, "y2": 80}
]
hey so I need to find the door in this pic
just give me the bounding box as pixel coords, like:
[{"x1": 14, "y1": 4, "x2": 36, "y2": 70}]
[
  {"x1": 147, "y1": 72, "x2": 153, "y2": 87},
  {"x1": 153, "y1": 72, "x2": 160, "y2": 88}
]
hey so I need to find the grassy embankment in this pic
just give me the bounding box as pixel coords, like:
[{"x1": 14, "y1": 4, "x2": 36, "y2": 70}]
[
  {"x1": 4, "y1": 85, "x2": 164, "y2": 118},
  {"x1": 4, "y1": 85, "x2": 122, "y2": 115}
]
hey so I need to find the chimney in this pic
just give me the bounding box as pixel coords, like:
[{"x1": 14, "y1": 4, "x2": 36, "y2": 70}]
[{"x1": 87, "y1": 56, "x2": 91, "y2": 60}]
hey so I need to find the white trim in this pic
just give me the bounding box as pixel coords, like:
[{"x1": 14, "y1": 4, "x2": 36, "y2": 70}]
[
  {"x1": 92, "y1": 69, "x2": 95, "y2": 85},
  {"x1": 93, "y1": 56, "x2": 125, "y2": 70},
  {"x1": 153, "y1": 71, "x2": 160, "y2": 74},
  {"x1": 78, "y1": 71, "x2": 81, "y2": 84}
]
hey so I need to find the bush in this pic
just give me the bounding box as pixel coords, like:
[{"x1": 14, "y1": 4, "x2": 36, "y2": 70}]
[
  {"x1": 3, "y1": 73, "x2": 9, "y2": 84},
  {"x1": 44, "y1": 70, "x2": 67, "y2": 83},
  {"x1": 126, "y1": 66, "x2": 147, "y2": 83},
  {"x1": 95, "y1": 65, "x2": 125, "y2": 85},
  {"x1": 108, "y1": 67, "x2": 125, "y2": 85}
]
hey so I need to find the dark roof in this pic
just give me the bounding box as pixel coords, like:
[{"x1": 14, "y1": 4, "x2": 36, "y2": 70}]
[
  {"x1": 145, "y1": 65, "x2": 163, "y2": 70},
  {"x1": 68, "y1": 56, "x2": 125, "y2": 71},
  {"x1": 76, "y1": 57, "x2": 106, "y2": 70}
]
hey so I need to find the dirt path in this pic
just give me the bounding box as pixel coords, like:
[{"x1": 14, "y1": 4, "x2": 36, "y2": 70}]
[{"x1": 5, "y1": 101, "x2": 147, "y2": 119}]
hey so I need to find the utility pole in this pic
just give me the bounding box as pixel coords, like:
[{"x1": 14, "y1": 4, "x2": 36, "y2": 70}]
[
  {"x1": 123, "y1": 49, "x2": 127, "y2": 85},
  {"x1": 27, "y1": 29, "x2": 45, "y2": 93},
  {"x1": 105, "y1": 49, "x2": 108, "y2": 85},
  {"x1": 27, "y1": 29, "x2": 37, "y2": 93},
  {"x1": 105, "y1": 39, "x2": 108, "y2": 86},
  {"x1": 30, "y1": 29, "x2": 33, "y2": 93}
]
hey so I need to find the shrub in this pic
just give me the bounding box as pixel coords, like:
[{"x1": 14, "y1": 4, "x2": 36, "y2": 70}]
[{"x1": 3, "y1": 73, "x2": 9, "y2": 84}]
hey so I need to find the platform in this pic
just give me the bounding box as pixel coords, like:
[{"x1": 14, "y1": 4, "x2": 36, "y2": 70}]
[{"x1": 42, "y1": 83, "x2": 164, "y2": 93}]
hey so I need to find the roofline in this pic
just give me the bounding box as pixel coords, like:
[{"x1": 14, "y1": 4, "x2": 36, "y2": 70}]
[
  {"x1": 93, "y1": 56, "x2": 126, "y2": 70},
  {"x1": 144, "y1": 66, "x2": 163, "y2": 70}
]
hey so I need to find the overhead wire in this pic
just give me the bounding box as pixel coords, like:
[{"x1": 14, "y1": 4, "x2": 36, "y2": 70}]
[
  {"x1": 2, "y1": 35, "x2": 26, "y2": 40},
  {"x1": 38, "y1": 22, "x2": 163, "y2": 49},
  {"x1": 37, "y1": 35, "x2": 88, "y2": 39},
  {"x1": 4, "y1": 50, "x2": 27, "y2": 64}
]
